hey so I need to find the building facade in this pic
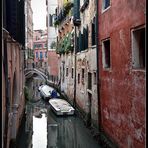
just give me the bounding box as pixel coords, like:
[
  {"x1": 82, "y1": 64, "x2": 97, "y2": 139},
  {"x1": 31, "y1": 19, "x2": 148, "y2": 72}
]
[
  {"x1": 55, "y1": 0, "x2": 98, "y2": 128},
  {"x1": 45, "y1": 0, "x2": 59, "y2": 79},
  {"x1": 2, "y1": 0, "x2": 26, "y2": 147},
  {"x1": 25, "y1": 0, "x2": 34, "y2": 68},
  {"x1": 46, "y1": 0, "x2": 58, "y2": 50},
  {"x1": 33, "y1": 30, "x2": 48, "y2": 72},
  {"x1": 98, "y1": 0, "x2": 146, "y2": 147},
  {"x1": 47, "y1": 51, "x2": 59, "y2": 76}
]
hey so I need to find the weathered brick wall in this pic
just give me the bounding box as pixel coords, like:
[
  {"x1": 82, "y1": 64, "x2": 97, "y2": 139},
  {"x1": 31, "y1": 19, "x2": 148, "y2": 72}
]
[{"x1": 98, "y1": 0, "x2": 145, "y2": 147}]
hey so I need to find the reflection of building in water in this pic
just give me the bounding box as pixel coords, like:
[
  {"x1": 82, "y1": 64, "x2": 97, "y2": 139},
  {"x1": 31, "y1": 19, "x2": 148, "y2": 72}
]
[
  {"x1": 47, "y1": 109, "x2": 58, "y2": 148},
  {"x1": 32, "y1": 113, "x2": 47, "y2": 148},
  {"x1": 25, "y1": 104, "x2": 33, "y2": 148},
  {"x1": 25, "y1": 105, "x2": 48, "y2": 148},
  {"x1": 32, "y1": 77, "x2": 45, "y2": 100}
]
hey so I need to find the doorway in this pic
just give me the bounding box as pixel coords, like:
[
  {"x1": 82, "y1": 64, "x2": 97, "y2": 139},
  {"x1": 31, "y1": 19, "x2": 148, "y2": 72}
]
[{"x1": 87, "y1": 92, "x2": 92, "y2": 127}]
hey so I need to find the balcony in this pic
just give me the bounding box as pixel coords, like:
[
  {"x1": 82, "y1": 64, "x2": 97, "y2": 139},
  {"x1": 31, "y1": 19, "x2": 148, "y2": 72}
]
[
  {"x1": 54, "y1": 2, "x2": 74, "y2": 27},
  {"x1": 56, "y1": 32, "x2": 74, "y2": 54}
]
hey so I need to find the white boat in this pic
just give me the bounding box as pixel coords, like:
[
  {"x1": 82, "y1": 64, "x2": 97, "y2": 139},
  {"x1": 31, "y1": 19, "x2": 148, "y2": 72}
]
[
  {"x1": 49, "y1": 99, "x2": 75, "y2": 115},
  {"x1": 38, "y1": 85, "x2": 53, "y2": 101}
]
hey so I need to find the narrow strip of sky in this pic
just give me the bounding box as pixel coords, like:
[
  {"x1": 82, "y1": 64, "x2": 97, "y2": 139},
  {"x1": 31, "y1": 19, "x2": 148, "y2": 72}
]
[{"x1": 31, "y1": 0, "x2": 46, "y2": 30}]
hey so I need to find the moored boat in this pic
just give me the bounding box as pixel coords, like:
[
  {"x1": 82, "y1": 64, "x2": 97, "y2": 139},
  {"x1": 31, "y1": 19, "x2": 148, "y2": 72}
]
[
  {"x1": 49, "y1": 99, "x2": 75, "y2": 115},
  {"x1": 38, "y1": 85, "x2": 53, "y2": 101}
]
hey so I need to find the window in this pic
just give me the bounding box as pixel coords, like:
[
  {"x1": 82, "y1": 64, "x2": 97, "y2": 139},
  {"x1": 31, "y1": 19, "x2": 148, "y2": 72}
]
[
  {"x1": 45, "y1": 52, "x2": 47, "y2": 58},
  {"x1": 66, "y1": 68, "x2": 68, "y2": 77},
  {"x1": 73, "y1": 0, "x2": 80, "y2": 19},
  {"x1": 92, "y1": 18, "x2": 96, "y2": 46},
  {"x1": 34, "y1": 44, "x2": 42, "y2": 49},
  {"x1": 93, "y1": 72, "x2": 97, "y2": 85},
  {"x1": 102, "y1": 39, "x2": 111, "y2": 69},
  {"x1": 132, "y1": 27, "x2": 145, "y2": 69},
  {"x1": 82, "y1": 69, "x2": 85, "y2": 84},
  {"x1": 102, "y1": 0, "x2": 110, "y2": 10},
  {"x1": 78, "y1": 73, "x2": 80, "y2": 84},
  {"x1": 40, "y1": 52, "x2": 43, "y2": 59},
  {"x1": 36, "y1": 52, "x2": 38, "y2": 58},
  {"x1": 49, "y1": 14, "x2": 53, "y2": 26},
  {"x1": 72, "y1": 68, "x2": 74, "y2": 78},
  {"x1": 88, "y1": 72, "x2": 92, "y2": 90},
  {"x1": 83, "y1": 26, "x2": 88, "y2": 50},
  {"x1": 33, "y1": 44, "x2": 36, "y2": 49},
  {"x1": 44, "y1": 43, "x2": 47, "y2": 48},
  {"x1": 40, "y1": 44, "x2": 43, "y2": 48}
]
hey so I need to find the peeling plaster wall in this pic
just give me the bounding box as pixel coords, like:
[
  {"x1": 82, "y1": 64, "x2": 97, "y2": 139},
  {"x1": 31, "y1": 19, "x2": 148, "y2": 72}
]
[
  {"x1": 4, "y1": 37, "x2": 25, "y2": 146},
  {"x1": 98, "y1": 0, "x2": 145, "y2": 147},
  {"x1": 60, "y1": 53, "x2": 75, "y2": 101},
  {"x1": 59, "y1": 0, "x2": 98, "y2": 127},
  {"x1": 76, "y1": 49, "x2": 98, "y2": 125},
  {"x1": 60, "y1": 49, "x2": 98, "y2": 126}
]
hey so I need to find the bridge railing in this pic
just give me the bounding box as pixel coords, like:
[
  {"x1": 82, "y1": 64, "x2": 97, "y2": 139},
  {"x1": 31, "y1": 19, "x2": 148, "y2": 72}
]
[{"x1": 25, "y1": 67, "x2": 60, "y2": 86}]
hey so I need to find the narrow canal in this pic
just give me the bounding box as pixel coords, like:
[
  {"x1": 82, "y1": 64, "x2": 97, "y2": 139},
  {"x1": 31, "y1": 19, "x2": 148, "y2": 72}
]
[{"x1": 16, "y1": 75, "x2": 102, "y2": 148}]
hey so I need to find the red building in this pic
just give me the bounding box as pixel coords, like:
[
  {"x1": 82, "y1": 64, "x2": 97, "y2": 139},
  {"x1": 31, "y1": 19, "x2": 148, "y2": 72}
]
[
  {"x1": 33, "y1": 31, "x2": 48, "y2": 71},
  {"x1": 98, "y1": 0, "x2": 145, "y2": 147},
  {"x1": 47, "y1": 50, "x2": 59, "y2": 77}
]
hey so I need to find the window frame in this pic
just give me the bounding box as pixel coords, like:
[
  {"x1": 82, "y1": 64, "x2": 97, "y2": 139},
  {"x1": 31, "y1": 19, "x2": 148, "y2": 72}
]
[
  {"x1": 102, "y1": 0, "x2": 111, "y2": 13},
  {"x1": 131, "y1": 26, "x2": 145, "y2": 70},
  {"x1": 102, "y1": 38, "x2": 111, "y2": 70},
  {"x1": 66, "y1": 67, "x2": 68, "y2": 77}
]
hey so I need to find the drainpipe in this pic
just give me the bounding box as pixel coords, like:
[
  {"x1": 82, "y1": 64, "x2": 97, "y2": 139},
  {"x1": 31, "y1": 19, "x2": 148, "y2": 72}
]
[
  {"x1": 96, "y1": 0, "x2": 101, "y2": 132},
  {"x1": 73, "y1": 25, "x2": 77, "y2": 108}
]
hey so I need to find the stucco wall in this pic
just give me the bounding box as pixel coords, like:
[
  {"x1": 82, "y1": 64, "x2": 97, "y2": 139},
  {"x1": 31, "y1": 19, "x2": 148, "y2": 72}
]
[
  {"x1": 98, "y1": 0, "x2": 145, "y2": 147},
  {"x1": 76, "y1": 48, "x2": 98, "y2": 125},
  {"x1": 3, "y1": 35, "x2": 25, "y2": 147},
  {"x1": 60, "y1": 48, "x2": 98, "y2": 126}
]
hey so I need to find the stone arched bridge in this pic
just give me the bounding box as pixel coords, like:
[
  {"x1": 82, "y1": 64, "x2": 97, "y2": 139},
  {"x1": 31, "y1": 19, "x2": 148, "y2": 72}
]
[{"x1": 24, "y1": 68, "x2": 60, "y2": 90}]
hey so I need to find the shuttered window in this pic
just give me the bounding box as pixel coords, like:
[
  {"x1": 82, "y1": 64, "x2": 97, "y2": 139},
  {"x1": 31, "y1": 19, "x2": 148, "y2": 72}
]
[
  {"x1": 76, "y1": 36, "x2": 79, "y2": 53},
  {"x1": 83, "y1": 27, "x2": 88, "y2": 50},
  {"x1": 92, "y1": 19, "x2": 96, "y2": 46},
  {"x1": 49, "y1": 14, "x2": 53, "y2": 26},
  {"x1": 73, "y1": 0, "x2": 80, "y2": 19}
]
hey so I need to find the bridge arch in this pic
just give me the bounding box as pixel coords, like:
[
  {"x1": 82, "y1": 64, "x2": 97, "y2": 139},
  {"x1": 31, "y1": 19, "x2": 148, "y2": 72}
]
[{"x1": 24, "y1": 68, "x2": 60, "y2": 92}]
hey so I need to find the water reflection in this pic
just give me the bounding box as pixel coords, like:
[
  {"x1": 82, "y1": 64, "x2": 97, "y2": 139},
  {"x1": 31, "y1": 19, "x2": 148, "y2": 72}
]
[
  {"x1": 20, "y1": 76, "x2": 101, "y2": 148},
  {"x1": 47, "y1": 109, "x2": 100, "y2": 148},
  {"x1": 32, "y1": 114, "x2": 47, "y2": 148}
]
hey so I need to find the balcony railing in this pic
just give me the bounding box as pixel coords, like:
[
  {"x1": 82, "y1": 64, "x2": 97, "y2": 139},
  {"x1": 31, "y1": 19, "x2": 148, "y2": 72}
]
[{"x1": 54, "y1": 2, "x2": 74, "y2": 27}]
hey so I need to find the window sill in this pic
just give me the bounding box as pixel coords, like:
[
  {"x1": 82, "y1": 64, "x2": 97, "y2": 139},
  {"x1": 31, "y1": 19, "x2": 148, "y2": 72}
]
[
  {"x1": 102, "y1": 6, "x2": 111, "y2": 14},
  {"x1": 132, "y1": 68, "x2": 145, "y2": 72},
  {"x1": 103, "y1": 67, "x2": 111, "y2": 71}
]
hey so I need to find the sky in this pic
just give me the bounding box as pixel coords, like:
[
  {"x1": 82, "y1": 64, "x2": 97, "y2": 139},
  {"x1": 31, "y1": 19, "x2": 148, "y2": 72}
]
[{"x1": 31, "y1": 0, "x2": 46, "y2": 30}]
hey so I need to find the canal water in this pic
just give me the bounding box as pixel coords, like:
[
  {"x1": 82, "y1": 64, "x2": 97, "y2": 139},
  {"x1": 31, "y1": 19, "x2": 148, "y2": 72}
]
[{"x1": 16, "y1": 76, "x2": 101, "y2": 148}]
